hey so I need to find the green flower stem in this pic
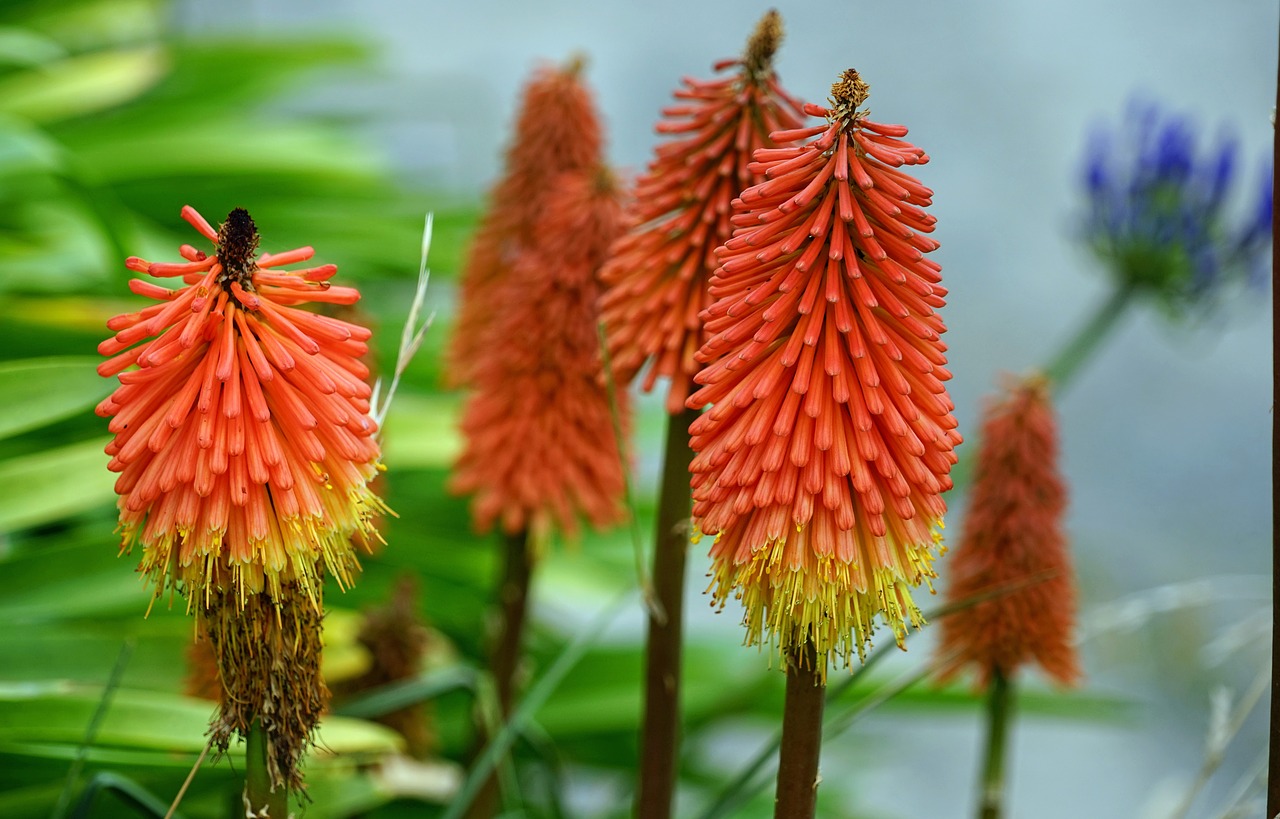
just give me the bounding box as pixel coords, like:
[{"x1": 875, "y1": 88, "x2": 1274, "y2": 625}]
[
  {"x1": 635, "y1": 406, "x2": 699, "y2": 819},
  {"x1": 470, "y1": 527, "x2": 533, "y2": 818},
  {"x1": 977, "y1": 670, "x2": 1014, "y2": 819},
  {"x1": 1043, "y1": 282, "x2": 1136, "y2": 388},
  {"x1": 244, "y1": 720, "x2": 287, "y2": 818},
  {"x1": 774, "y1": 642, "x2": 825, "y2": 819}
]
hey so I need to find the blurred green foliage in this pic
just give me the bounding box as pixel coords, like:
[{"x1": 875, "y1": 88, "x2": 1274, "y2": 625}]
[{"x1": 0, "y1": 2, "x2": 1117, "y2": 818}]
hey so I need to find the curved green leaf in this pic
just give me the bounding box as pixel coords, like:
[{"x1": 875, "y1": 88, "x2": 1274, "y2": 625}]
[
  {"x1": 0, "y1": 357, "x2": 111, "y2": 440},
  {"x1": 0, "y1": 437, "x2": 114, "y2": 532}
]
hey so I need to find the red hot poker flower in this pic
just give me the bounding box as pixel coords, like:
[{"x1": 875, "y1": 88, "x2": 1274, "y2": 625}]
[
  {"x1": 688, "y1": 70, "x2": 961, "y2": 680},
  {"x1": 448, "y1": 58, "x2": 604, "y2": 387},
  {"x1": 936, "y1": 375, "x2": 1080, "y2": 688},
  {"x1": 97, "y1": 205, "x2": 387, "y2": 788},
  {"x1": 96, "y1": 205, "x2": 386, "y2": 608},
  {"x1": 452, "y1": 168, "x2": 629, "y2": 537},
  {"x1": 599, "y1": 10, "x2": 805, "y2": 414}
]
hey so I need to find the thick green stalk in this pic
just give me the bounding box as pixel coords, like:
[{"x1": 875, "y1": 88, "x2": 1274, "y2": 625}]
[
  {"x1": 1043, "y1": 282, "x2": 1136, "y2": 388},
  {"x1": 635, "y1": 407, "x2": 698, "y2": 819},
  {"x1": 244, "y1": 720, "x2": 287, "y2": 818},
  {"x1": 773, "y1": 643, "x2": 825, "y2": 819},
  {"x1": 976, "y1": 671, "x2": 1014, "y2": 819}
]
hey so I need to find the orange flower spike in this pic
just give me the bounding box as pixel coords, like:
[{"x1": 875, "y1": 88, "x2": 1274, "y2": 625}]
[
  {"x1": 452, "y1": 167, "x2": 629, "y2": 538},
  {"x1": 448, "y1": 57, "x2": 604, "y2": 386},
  {"x1": 936, "y1": 376, "x2": 1080, "y2": 688},
  {"x1": 97, "y1": 206, "x2": 387, "y2": 609},
  {"x1": 599, "y1": 10, "x2": 806, "y2": 413},
  {"x1": 688, "y1": 69, "x2": 961, "y2": 681}
]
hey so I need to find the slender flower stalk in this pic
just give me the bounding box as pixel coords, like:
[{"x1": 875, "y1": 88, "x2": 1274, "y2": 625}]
[
  {"x1": 688, "y1": 68, "x2": 956, "y2": 818},
  {"x1": 934, "y1": 375, "x2": 1079, "y2": 819},
  {"x1": 96, "y1": 205, "x2": 387, "y2": 801},
  {"x1": 448, "y1": 57, "x2": 603, "y2": 387},
  {"x1": 451, "y1": 166, "x2": 627, "y2": 816},
  {"x1": 597, "y1": 12, "x2": 806, "y2": 817}
]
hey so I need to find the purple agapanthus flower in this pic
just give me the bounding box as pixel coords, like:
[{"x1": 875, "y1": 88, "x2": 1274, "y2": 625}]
[{"x1": 1081, "y1": 99, "x2": 1272, "y2": 311}]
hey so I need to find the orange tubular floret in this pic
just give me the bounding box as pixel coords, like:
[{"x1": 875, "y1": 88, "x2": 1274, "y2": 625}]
[
  {"x1": 598, "y1": 11, "x2": 806, "y2": 414},
  {"x1": 97, "y1": 205, "x2": 387, "y2": 612},
  {"x1": 687, "y1": 70, "x2": 959, "y2": 681}
]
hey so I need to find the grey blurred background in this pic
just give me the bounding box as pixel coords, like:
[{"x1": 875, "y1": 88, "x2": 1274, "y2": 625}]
[{"x1": 177, "y1": 1, "x2": 1277, "y2": 816}]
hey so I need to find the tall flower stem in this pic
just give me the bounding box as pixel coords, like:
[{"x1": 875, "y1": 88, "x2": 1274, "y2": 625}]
[
  {"x1": 1267, "y1": 23, "x2": 1279, "y2": 816},
  {"x1": 1043, "y1": 282, "x2": 1136, "y2": 387},
  {"x1": 774, "y1": 643, "x2": 824, "y2": 819},
  {"x1": 245, "y1": 720, "x2": 287, "y2": 818},
  {"x1": 977, "y1": 671, "x2": 1014, "y2": 819},
  {"x1": 635, "y1": 406, "x2": 698, "y2": 819},
  {"x1": 492, "y1": 528, "x2": 533, "y2": 717},
  {"x1": 471, "y1": 528, "x2": 533, "y2": 818}
]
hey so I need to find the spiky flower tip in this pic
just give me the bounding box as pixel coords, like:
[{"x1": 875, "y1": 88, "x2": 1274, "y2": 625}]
[
  {"x1": 97, "y1": 205, "x2": 388, "y2": 786},
  {"x1": 448, "y1": 57, "x2": 604, "y2": 387},
  {"x1": 935, "y1": 375, "x2": 1080, "y2": 688},
  {"x1": 688, "y1": 69, "x2": 960, "y2": 681},
  {"x1": 451, "y1": 167, "x2": 629, "y2": 539},
  {"x1": 598, "y1": 10, "x2": 806, "y2": 414}
]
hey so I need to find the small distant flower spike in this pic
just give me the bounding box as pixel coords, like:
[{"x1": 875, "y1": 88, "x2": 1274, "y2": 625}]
[
  {"x1": 451, "y1": 167, "x2": 630, "y2": 539},
  {"x1": 935, "y1": 375, "x2": 1080, "y2": 688},
  {"x1": 448, "y1": 58, "x2": 604, "y2": 386},
  {"x1": 1081, "y1": 99, "x2": 1273, "y2": 311},
  {"x1": 688, "y1": 69, "x2": 960, "y2": 681},
  {"x1": 599, "y1": 10, "x2": 806, "y2": 414},
  {"x1": 97, "y1": 205, "x2": 387, "y2": 790}
]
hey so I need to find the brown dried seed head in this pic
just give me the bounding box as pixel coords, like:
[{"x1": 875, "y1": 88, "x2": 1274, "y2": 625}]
[{"x1": 744, "y1": 9, "x2": 784, "y2": 78}]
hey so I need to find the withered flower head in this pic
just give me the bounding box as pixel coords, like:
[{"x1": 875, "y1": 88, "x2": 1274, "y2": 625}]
[
  {"x1": 598, "y1": 11, "x2": 806, "y2": 413},
  {"x1": 936, "y1": 375, "x2": 1080, "y2": 688},
  {"x1": 688, "y1": 70, "x2": 960, "y2": 681},
  {"x1": 448, "y1": 58, "x2": 604, "y2": 387},
  {"x1": 451, "y1": 167, "x2": 629, "y2": 539},
  {"x1": 97, "y1": 205, "x2": 387, "y2": 788}
]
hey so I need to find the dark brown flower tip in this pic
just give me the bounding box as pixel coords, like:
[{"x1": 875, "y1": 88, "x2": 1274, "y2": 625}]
[
  {"x1": 830, "y1": 68, "x2": 870, "y2": 123},
  {"x1": 744, "y1": 9, "x2": 784, "y2": 78},
  {"x1": 216, "y1": 207, "x2": 260, "y2": 287},
  {"x1": 564, "y1": 51, "x2": 588, "y2": 77}
]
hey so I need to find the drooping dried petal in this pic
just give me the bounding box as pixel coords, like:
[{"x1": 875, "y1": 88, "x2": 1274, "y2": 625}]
[
  {"x1": 935, "y1": 375, "x2": 1080, "y2": 688},
  {"x1": 448, "y1": 58, "x2": 604, "y2": 387},
  {"x1": 452, "y1": 168, "x2": 629, "y2": 538},
  {"x1": 688, "y1": 70, "x2": 960, "y2": 681},
  {"x1": 599, "y1": 10, "x2": 806, "y2": 413}
]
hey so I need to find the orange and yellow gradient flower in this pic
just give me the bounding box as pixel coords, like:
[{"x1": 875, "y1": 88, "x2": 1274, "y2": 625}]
[
  {"x1": 936, "y1": 375, "x2": 1080, "y2": 688},
  {"x1": 97, "y1": 205, "x2": 387, "y2": 786},
  {"x1": 599, "y1": 11, "x2": 805, "y2": 414},
  {"x1": 688, "y1": 70, "x2": 961, "y2": 679}
]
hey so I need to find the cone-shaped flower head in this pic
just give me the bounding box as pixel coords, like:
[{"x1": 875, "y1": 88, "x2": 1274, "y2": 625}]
[
  {"x1": 936, "y1": 375, "x2": 1080, "y2": 688},
  {"x1": 97, "y1": 205, "x2": 386, "y2": 606},
  {"x1": 688, "y1": 70, "x2": 960, "y2": 680},
  {"x1": 448, "y1": 57, "x2": 604, "y2": 386},
  {"x1": 97, "y1": 205, "x2": 386, "y2": 788},
  {"x1": 452, "y1": 167, "x2": 629, "y2": 538},
  {"x1": 599, "y1": 11, "x2": 806, "y2": 414}
]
